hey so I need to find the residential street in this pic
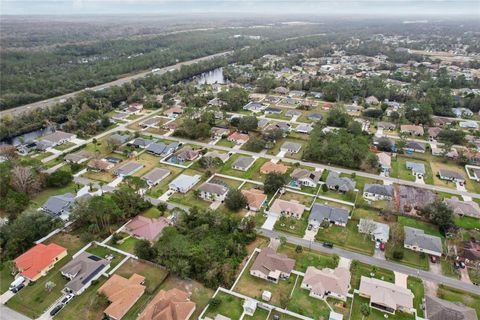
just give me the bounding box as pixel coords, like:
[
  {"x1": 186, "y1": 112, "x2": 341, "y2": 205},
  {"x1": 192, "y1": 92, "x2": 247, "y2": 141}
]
[
  {"x1": 0, "y1": 304, "x2": 31, "y2": 320},
  {"x1": 258, "y1": 228, "x2": 480, "y2": 295}
]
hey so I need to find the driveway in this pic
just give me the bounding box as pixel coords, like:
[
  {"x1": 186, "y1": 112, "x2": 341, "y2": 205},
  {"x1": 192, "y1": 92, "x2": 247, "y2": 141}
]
[
  {"x1": 0, "y1": 290, "x2": 15, "y2": 304},
  {"x1": 209, "y1": 201, "x2": 222, "y2": 210},
  {"x1": 338, "y1": 257, "x2": 351, "y2": 269},
  {"x1": 159, "y1": 190, "x2": 173, "y2": 202},
  {"x1": 430, "y1": 260, "x2": 442, "y2": 275},
  {"x1": 373, "y1": 248, "x2": 385, "y2": 260},
  {"x1": 261, "y1": 214, "x2": 278, "y2": 230},
  {"x1": 415, "y1": 175, "x2": 425, "y2": 184},
  {"x1": 456, "y1": 182, "x2": 472, "y2": 201},
  {"x1": 460, "y1": 268, "x2": 472, "y2": 284},
  {"x1": 394, "y1": 271, "x2": 408, "y2": 288},
  {"x1": 303, "y1": 228, "x2": 317, "y2": 241},
  {"x1": 275, "y1": 150, "x2": 287, "y2": 158},
  {"x1": 108, "y1": 176, "x2": 124, "y2": 187}
]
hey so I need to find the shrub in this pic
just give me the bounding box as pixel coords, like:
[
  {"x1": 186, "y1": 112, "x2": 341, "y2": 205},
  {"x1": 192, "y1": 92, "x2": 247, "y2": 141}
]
[{"x1": 393, "y1": 250, "x2": 404, "y2": 260}]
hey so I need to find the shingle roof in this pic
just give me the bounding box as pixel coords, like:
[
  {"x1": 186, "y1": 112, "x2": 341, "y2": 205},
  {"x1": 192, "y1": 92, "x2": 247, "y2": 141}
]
[
  {"x1": 309, "y1": 203, "x2": 350, "y2": 225},
  {"x1": 42, "y1": 193, "x2": 75, "y2": 215},
  {"x1": 241, "y1": 189, "x2": 267, "y2": 209},
  {"x1": 425, "y1": 295, "x2": 478, "y2": 320},
  {"x1": 326, "y1": 172, "x2": 356, "y2": 192},
  {"x1": 269, "y1": 199, "x2": 306, "y2": 216},
  {"x1": 232, "y1": 157, "x2": 255, "y2": 169},
  {"x1": 444, "y1": 198, "x2": 480, "y2": 218},
  {"x1": 290, "y1": 169, "x2": 321, "y2": 184},
  {"x1": 404, "y1": 227, "x2": 443, "y2": 255},
  {"x1": 359, "y1": 276, "x2": 414, "y2": 311},
  {"x1": 60, "y1": 252, "x2": 110, "y2": 294},
  {"x1": 126, "y1": 216, "x2": 169, "y2": 241},
  {"x1": 363, "y1": 184, "x2": 393, "y2": 197},
  {"x1": 302, "y1": 266, "x2": 351, "y2": 297},
  {"x1": 146, "y1": 142, "x2": 166, "y2": 155},
  {"x1": 251, "y1": 247, "x2": 295, "y2": 276},
  {"x1": 281, "y1": 142, "x2": 302, "y2": 152},
  {"x1": 405, "y1": 161, "x2": 426, "y2": 175},
  {"x1": 439, "y1": 169, "x2": 464, "y2": 180},
  {"x1": 142, "y1": 168, "x2": 170, "y2": 184},
  {"x1": 199, "y1": 182, "x2": 228, "y2": 196}
]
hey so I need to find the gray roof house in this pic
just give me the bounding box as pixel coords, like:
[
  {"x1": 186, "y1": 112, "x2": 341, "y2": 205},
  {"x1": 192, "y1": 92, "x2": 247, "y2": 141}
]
[
  {"x1": 404, "y1": 141, "x2": 426, "y2": 153},
  {"x1": 198, "y1": 182, "x2": 229, "y2": 202},
  {"x1": 285, "y1": 110, "x2": 302, "y2": 117},
  {"x1": 404, "y1": 227, "x2": 443, "y2": 257},
  {"x1": 60, "y1": 252, "x2": 110, "y2": 295},
  {"x1": 232, "y1": 157, "x2": 255, "y2": 171},
  {"x1": 113, "y1": 161, "x2": 144, "y2": 177},
  {"x1": 290, "y1": 169, "x2": 322, "y2": 188},
  {"x1": 295, "y1": 123, "x2": 313, "y2": 134},
  {"x1": 145, "y1": 142, "x2": 166, "y2": 156},
  {"x1": 405, "y1": 161, "x2": 426, "y2": 176},
  {"x1": 64, "y1": 151, "x2": 93, "y2": 164},
  {"x1": 168, "y1": 174, "x2": 201, "y2": 193},
  {"x1": 141, "y1": 168, "x2": 170, "y2": 187},
  {"x1": 438, "y1": 169, "x2": 465, "y2": 182},
  {"x1": 358, "y1": 219, "x2": 390, "y2": 243},
  {"x1": 363, "y1": 184, "x2": 394, "y2": 200},
  {"x1": 309, "y1": 204, "x2": 350, "y2": 227},
  {"x1": 444, "y1": 197, "x2": 480, "y2": 218},
  {"x1": 308, "y1": 113, "x2": 323, "y2": 122},
  {"x1": 163, "y1": 142, "x2": 180, "y2": 155},
  {"x1": 128, "y1": 138, "x2": 153, "y2": 149},
  {"x1": 204, "y1": 151, "x2": 230, "y2": 163},
  {"x1": 264, "y1": 107, "x2": 282, "y2": 115},
  {"x1": 42, "y1": 193, "x2": 75, "y2": 220},
  {"x1": 108, "y1": 134, "x2": 131, "y2": 144},
  {"x1": 425, "y1": 295, "x2": 478, "y2": 320},
  {"x1": 281, "y1": 142, "x2": 302, "y2": 154},
  {"x1": 326, "y1": 172, "x2": 356, "y2": 193}
]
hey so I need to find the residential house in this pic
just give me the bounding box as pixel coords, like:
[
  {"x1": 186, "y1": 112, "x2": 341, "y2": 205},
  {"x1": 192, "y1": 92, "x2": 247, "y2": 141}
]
[
  {"x1": 88, "y1": 159, "x2": 114, "y2": 172},
  {"x1": 203, "y1": 151, "x2": 230, "y2": 163},
  {"x1": 64, "y1": 151, "x2": 93, "y2": 164},
  {"x1": 396, "y1": 185, "x2": 437, "y2": 214},
  {"x1": 125, "y1": 216, "x2": 170, "y2": 242},
  {"x1": 243, "y1": 101, "x2": 267, "y2": 113},
  {"x1": 108, "y1": 134, "x2": 131, "y2": 145},
  {"x1": 274, "y1": 86, "x2": 289, "y2": 95},
  {"x1": 363, "y1": 184, "x2": 394, "y2": 201},
  {"x1": 290, "y1": 169, "x2": 322, "y2": 188},
  {"x1": 60, "y1": 252, "x2": 111, "y2": 295},
  {"x1": 404, "y1": 227, "x2": 443, "y2": 257},
  {"x1": 232, "y1": 157, "x2": 255, "y2": 171},
  {"x1": 459, "y1": 121, "x2": 478, "y2": 129},
  {"x1": 377, "y1": 152, "x2": 392, "y2": 173},
  {"x1": 426, "y1": 295, "x2": 478, "y2": 320},
  {"x1": 280, "y1": 142, "x2": 302, "y2": 154},
  {"x1": 264, "y1": 96, "x2": 282, "y2": 104},
  {"x1": 42, "y1": 193, "x2": 75, "y2": 220},
  {"x1": 301, "y1": 266, "x2": 351, "y2": 301},
  {"x1": 451, "y1": 107, "x2": 474, "y2": 118},
  {"x1": 405, "y1": 161, "x2": 426, "y2": 177},
  {"x1": 139, "y1": 117, "x2": 161, "y2": 128},
  {"x1": 169, "y1": 174, "x2": 201, "y2": 193},
  {"x1": 377, "y1": 122, "x2": 396, "y2": 130},
  {"x1": 309, "y1": 203, "x2": 350, "y2": 228},
  {"x1": 295, "y1": 123, "x2": 313, "y2": 134},
  {"x1": 163, "y1": 142, "x2": 180, "y2": 156},
  {"x1": 171, "y1": 147, "x2": 200, "y2": 163},
  {"x1": 404, "y1": 141, "x2": 426, "y2": 153},
  {"x1": 128, "y1": 138, "x2": 153, "y2": 149},
  {"x1": 433, "y1": 117, "x2": 453, "y2": 127},
  {"x1": 145, "y1": 142, "x2": 167, "y2": 156},
  {"x1": 142, "y1": 168, "x2": 170, "y2": 187},
  {"x1": 310, "y1": 91, "x2": 323, "y2": 99},
  {"x1": 98, "y1": 274, "x2": 146, "y2": 320},
  {"x1": 285, "y1": 109, "x2": 302, "y2": 118},
  {"x1": 137, "y1": 288, "x2": 196, "y2": 320},
  {"x1": 325, "y1": 171, "x2": 356, "y2": 193},
  {"x1": 444, "y1": 197, "x2": 480, "y2": 219},
  {"x1": 111, "y1": 112, "x2": 129, "y2": 121},
  {"x1": 269, "y1": 199, "x2": 306, "y2": 219},
  {"x1": 438, "y1": 169, "x2": 465, "y2": 182},
  {"x1": 358, "y1": 219, "x2": 390, "y2": 243},
  {"x1": 428, "y1": 127, "x2": 442, "y2": 141},
  {"x1": 260, "y1": 161, "x2": 288, "y2": 174},
  {"x1": 308, "y1": 113, "x2": 323, "y2": 122},
  {"x1": 288, "y1": 90, "x2": 305, "y2": 98},
  {"x1": 464, "y1": 150, "x2": 480, "y2": 165},
  {"x1": 211, "y1": 127, "x2": 230, "y2": 138},
  {"x1": 400, "y1": 125, "x2": 424, "y2": 136},
  {"x1": 37, "y1": 131, "x2": 76, "y2": 150},
  {"x1": 250, "y1": 247, "x2": 295, "y2": 283},
  {"x1": 126, "y1": 103, "x2": 143, "y2": 114},
  {"x1": 365, "y1": 96, "x2": 380, "y2": 105},
  {"x1": 227, "y1": 132, "x2": 250, "y2": 145},
  {"x1": 358, "y1": 276, "x2": 414, "y2": 314},
  {"x1": 113, "y1": 161, "x2": 144, "y2": 177},
  {"x1": 105, "y1": 156, "x2": 122, "y2": 164},
  {"x1": 198, "y1": 182, "x2": 229, "y2": 202},
  {"x1": 241, "y1": 188, "x2": 267, "y2": 212},
  {"x1": 264, "y1": 107, "x2": 282, "y2": 115},
  {"x1": 462, "y1": 241, "x2": 480, "y2": 263},
  {"x1": 243, "y1": 300, "x2": 257, "y2": 317},
  {"x1": 15, "y1": 243, "x2": 67, "y2": 281},
  {"x1": 164, "y1": 106, "x2": 183, "y2": 119}
]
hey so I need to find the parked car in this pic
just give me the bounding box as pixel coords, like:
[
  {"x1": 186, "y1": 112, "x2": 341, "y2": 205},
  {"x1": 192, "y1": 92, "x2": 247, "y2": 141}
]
[
  {"x1": 453, "y1": 261, "x2": 461, "y2": 269},
  {"x1": 459, "y1": 261, "x2": 466, "y2": 269},
  {"x1": 379, "y1": 242, "x2": 385, "y2": 251},
  {"x1": 61, "y1": 294, "x2": 74, "y2": 305},
  {"x1": 322, "y1": 242, "x2": 334, "y2": 248},
  {"x1": 375, "y1": 241, "x2": 380, "y2": 249},
  {"x1": 11, "y1": 283, "x2": 25, "y2": 293},
  {"x1": 9, "y1": 276, "x2": 26, "y2": 292},
  {"x1": 50, "y1": 304, "x2": 64, "y2": 316},
  {"x1": 430, "y1": 255, "x2": 437, "y2": 263},
  {"x1": 307, "y1": 224, "x2": 313, "y2": 231}
]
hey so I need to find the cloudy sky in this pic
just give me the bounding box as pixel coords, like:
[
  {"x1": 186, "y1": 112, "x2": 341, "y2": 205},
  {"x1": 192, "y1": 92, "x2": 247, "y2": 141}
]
[{"x1": 1, "y1": 0, "x2": 478, "y2": 16}]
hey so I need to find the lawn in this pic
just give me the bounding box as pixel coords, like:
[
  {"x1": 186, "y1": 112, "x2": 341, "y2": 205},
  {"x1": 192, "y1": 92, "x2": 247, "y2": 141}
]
[
  {"x1": 29, "y1": 182, "x2": 77, "y2": 208},
  {"x1": 244, "y1": 307, "x2": 270, "y2": 320},
  {"x1": 287, "y1": 276, "x2": 331, "y2": 319},
  {"x1": 145, "y1": 165, "x2": 183, "y2": 198},
  {"x1": 437, "y1": 285, "x2": 480, "y2": 316},
  {"x1": 468, "y1": 267, "x2": 480, "y2": 284},
  {"x1": 0, "y1": 263, "x2": 14, "y2": 294},
  {"x1": 82, "y1": 169, "x2": 116, "y2": 183},
  {"x1": 315, "y1": 221, "x2": 375, "y2": 256},
  {"x1": 233, "y1": 252, "x2": 296, "y2": 307},
  {"x1": 277, "y1": 244, "x2": 339, "y2": 272},
  {"x1": 407, "y1": 277, "x2": 425, "y2": 317},
  {"x1": 440, "y1": 259, "x2": 460, "y2": 279},
  {"x1": 110, "y1": 234, "x2": 141, "y2": 254},
  {"x1": 216, "y1": 138, "x2": 236, "y2": 148},
  {"x1": 142, "y1": 207, "x2": 163, "y2": 218},
  {"x1": 397, "y1": 216, "x2": 443, "y2": 238},
  {"x1": 219, "y1": 155, "x2": 269, "y2": 180},
  {"x1": 350, "y1": 294, "x2": 415, "y2": 320},
  {"x1": 85, "y1": 244, "x2": 124, "y2": 271},
  {"x1": 454, "y1": 216, "x2": 480, "y2": 229},
  {"x1": 279, "y1": 190, "x2": 315, "y2": 207},
  {"x1": 384, "y1": 244, "x2": 430, "y2": 270},
  {"x1": 390, "y1": 156, "x2": 434, "y2": 185},
  {"x1": 274, "y1": 215, "x2": 308, "y2": 237},
  {"x1": 169, "y1": 188, "x2": 211, "y2": 209},
  {"x1": 43, "y1": 232, "x2": 85, "y2": 254},
  {"x1": 350, "y1": 261, "x2": 395, "y2": 289},
  {"x1": 212, "y1": 175, "x2": 244, "y2": 189},
  {"x1": 54, "y1": 141, "x2": 77, "y2": 151},
  {"x1": 204, "y1": 291, "x2": 244, "y2": 319},
  {"x1": 266, "y1": 138, "x2": 307, "y2": 160},
  {"x1": 352, "y1": 208, "x2": 385, "y2": 222}
]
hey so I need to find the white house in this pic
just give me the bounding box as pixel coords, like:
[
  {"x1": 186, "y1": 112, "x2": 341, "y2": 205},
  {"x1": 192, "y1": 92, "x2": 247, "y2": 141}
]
[{"x1": 168, "y1": 174, "x2": 201, "y2": 193}]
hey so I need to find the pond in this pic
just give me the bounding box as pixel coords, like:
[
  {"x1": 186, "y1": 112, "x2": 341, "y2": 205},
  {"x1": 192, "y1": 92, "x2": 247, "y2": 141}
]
[{"x1": 1, "y1": 125, "x2": 58, "y2": 146}]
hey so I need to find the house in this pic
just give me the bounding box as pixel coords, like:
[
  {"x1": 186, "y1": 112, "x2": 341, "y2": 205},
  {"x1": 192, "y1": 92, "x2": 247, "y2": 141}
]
[
  {"x1": 241, "y1": 188, "x2": 267, "y2": 212},
  {"x1": 290, "y1": 169, "x2": 322, "y2": 188},
  {"x1": 111, "y1": 112, "x2": 129, "y2": 121},
  {"x1": 425, "y1": 295, "x2": 478, "y2": 320},
  {"x1": 42, "y1": 193, "x2": 75, "y2": 219},
  {"x1": 105, "y1": 156, "x2": 122, "y2": 164},
  {"x1": 14, "y1": 243, "x2": 67, "y2": 281},
  {"x1": 400, "y1": 124, "x2": 424, "y2": 136},
  {"x1": 464, "y1": 150, "x2": 480, "y2": 165},
  {"x1": 365, "y1": 95, "x2": 379, "y2": 105},
  {"x1": 358, "y1": 219, "x2": 390, "y2": 243},
  {"x1": 274, "y1": 86, "x2": 289, "y2": 95},
  {"x1": 438, "y1": 169, "x2": 465, "y2": 182},
  {"x1": 377, "y1": 152, "x2": 391, "y2": 173},
  {"x1": 250, "y1": 247, "x2": 295, "y2": 283},
  {"x1": 459, "y1": 121, "x2": 478, "y2": 129},
  {"x1": 285, "y1": 109, "x2": 302, "y2": 117},
  {"x1": 280, "y1": 142, "x2": 302, "y2": 154},
  {"x1": 329, "y1": 311, "x2": 344, "y2": 320},
  {"x1": 295, "y1": 123, "x2": 313, "y2": 134},
  {"x1": 444, "y1": 197, "x2": 480, "y2": 218},
  {"x1": 164, "y1": 106, "x2": 183, "y2": 119},
  {"x1": 325, "y1": 171, "x2": 356, "y2": 193},
  {"x1": 404, "y1": 141, "x2": 426, "y2": 153},
  {"x1": 211, "y1": 127, "x2": 230, "y2": 138},
  {"x1": 125, "y1": 216, "x2": 170, "y2": 242},
  {"x1": 288, "y1": 90, "x2": 305, "y2": 98},
  {"x1": 203, "y1": 151, "x2": 230, "y2": 163},
  {"x1": 243, "y1": 300, "x2": 257, "y2": 316},
  {"x1": 198, "y1": 182, "x2": 229, "y2": 202},
  {"x1": 172, "y1": 147, "x2": 200, "y2": 163},
  {"x1": 227, "y1": 132, "x2": 250, "y2": 145},
  {"x1": 109, "y1": 134, "x2": 131, "y2": 145},
  {"x1": 264, "y1": 107, "x2": 282, "y2": 115},
  {"x1": 260, "y1": 161, "x2": 288, "y2": 174},
  {"x1": 311, "y1": 91, "x2": 323, "y2": 99},
  {"x1": 257, "y1": 118, "x2": 270, "y2": 128},
  {"x1": 145, "y1": 142, "x2": 167, "y2": 156},
  {"x1": 358, "y1": 276, "x2": 414, "y2": 314},
  {"x1": 308, "y1": 113, "x2": 323, "y2": 122},
  {"x1": 137, "y1": 288, "x2": 196, "y2": 320},
  {"x1": 363, "y1": 184, "x2": 394, "y2": 201},
  {"x1": 452, "y1": 107, "x2": 474, "y2": 118},
  {"x1": 128, "y1": 138, "x2": 153, "y2": 149},
  {"x1": 142, "y1": 168, "x2": 170, "y2": 187},
  {"x1": 169, "y1": 174, "x2": 201, "y2": 193},
  {"x1": 60, "y1": 252, "x2": 110, "y2": 295},
  {"x1": 64, "y1": 151, "x2": 93, "y2": 164},
  {"x1": 309, "y1": 203, "x2": 350, "y2": 228},
  {"x1": 269, "y1": 199, "x2": 305, "y2": 219},
  {"x1": 126, "y1": 103, "x2": 143, "y2": 114},
  {"x1": 264, "y1": 95, "x2": 281, "y2": 104},
  {"x1": 98, "y1": 274, "x2": 146, "y2": 320},
  {"x1": 163, "y1": 142, "x2": 180, "y2": 156},
  {"x1": 428, "y1": 127, "x2": 442, "y2": 140},
  {"x1": 396, "y1": 185, "x2": 437, "y2": 214},
  {"x1": 462, "y1": 241, "x2": 480, "y2": 263},
  {"x1": 37, "y1": 131, "x2": 76, "y2": 150},
  {"x1": 434, "y1": 117, "x2": 453, "y2": 126},
  {"x1": 113, "y1": 161, "x2": 144, "y2": 177},
  {"x1": 139, "y1": 117, "x2": 161, "y2": 128},
  {"x1": 377, "y1": 122, "x2": 396, "y2": 130},
  {"x1": 404, "y1": 226, "x2": 443, "y2": 257},
  {"x1": 405, "y1": 161, "x2": 426, "y2": 177},
  {"x1": 232, "y1": 157, "x2": 255, "y2": 171},
  {"x1": 301, "y1": 266, "x2": 351, "y2": 301},
  {"x1": 88, "y1": 159, "x2": 114, "y2": 172},
  {"x1": 243, "y1": 101, "x2": 266, "y2": 113}
]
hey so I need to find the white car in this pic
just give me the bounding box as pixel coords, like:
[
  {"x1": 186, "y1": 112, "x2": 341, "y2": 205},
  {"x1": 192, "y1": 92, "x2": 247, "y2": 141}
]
[{"x1": 60, "y1": 294, "x2": 74, "y2": 305}]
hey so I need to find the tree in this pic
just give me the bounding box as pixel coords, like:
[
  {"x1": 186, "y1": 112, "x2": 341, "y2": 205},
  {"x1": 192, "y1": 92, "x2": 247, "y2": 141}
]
[
  {"x1": 347, "y1": 121, "x2": 362, "y2": 135},
  {"x1": 198, "y1": 156, "x2": 223, "y2": 173},
  {"x1": 3, "y1": 190, "x2": 30, "y2": 218},
  {"x1": 10, "y1": 166, "x2": 42, "y2": 195},
  {"x1": 157, "y1": 203, "x2": 168, "y2": 214},
  {"x1": 256, "y1": 77, "x2": 277, "y2": 93},
  {"x1": 360, "y1": 303, "x2": 370, "y2": 317},
  {"x1": 0, "y1": 145, "x2": 17, "y2": 161},
  {"x1": 224, "y1": 189, "x2": 247, "y2": 212},
  {"x1": 422, "y1": 200, "x2": 455, "y2": 232},
  {"x1": 46, "y1": 171, "x2": 73, "y2": 188},
  {"x1": 321, "y1": 183, "x2": 329, "y2": 193},
  {"x1": 263, "y1": 128, "x2": 284, "y2": 142},
  {"x1": 390, "y1": 223, "x2": 405, "y2": 244},
  {"x1": 366, "y1": 153, "x2": 379, "y2": 169},
  {"x1": 376, "y1": 137, "x2": 393, "y2": 152},
  {"x1": 209, "y1": 297, "x2": 222, "y2": 309},
  {"x1": 123, "y1": 176, "x2": 147, "y2": 191},
  {"x1": 106, "y1": 137, "x2": 122, "y2": 152},
  {"x1": 358, "y1": 219, "x2": 377, "y2": 240},
  {"x1": 243, "y1": 137, "x2": 266, "y2": 152},
  {"x1": 326, "y1": 107, "x2": 351, "y2": 128},
  {"x1": 405, "y1": 103, "x2": 432, "y2": 125},
  {"x1": 295, "y1": 245, "x2": 303, "y2": 254},
  {"x1": 45, "y1": 281, "x2": 56, "y2": 292},
  {"x1": 217, "y1": 87, "x2": 248, "y2": 111},
  {"x1": 134, "y1": 239, "x2": 157, "y2": 261},
  {"x1": 264, "y1": 172, "x2": 287, "y2": 195},
  {"x1": 238, "y1": 116, "x2": 258, "y2": 132}
]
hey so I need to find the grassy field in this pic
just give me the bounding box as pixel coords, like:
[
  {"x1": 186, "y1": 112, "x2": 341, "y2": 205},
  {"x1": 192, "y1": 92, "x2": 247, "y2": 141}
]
[
  {"x1": 437, "y1": 285, "x2": 480, "y2": 316},
  {"x1": 407, "y1": 277, "x2": 425, "y2": 317},
  {"x1": 204, "y1": 291, "x2": 244, "y2": 319},
  {"x1": 277, "y1": 244, "x2": 339, "y2": 272},
  {"x1": 390, "y1": 156, "x2": 434, "y2": 185},
  {"x1": 85, "y1": 244, "x2": 125, "y2": 271},
  {"x1": 315, "y1": 221, "x2": 375, "y2": 256},
  {"x1": 287, "y1": 276, "x2": 331, "y2": 319},
  {"x1": 110, "y1": 234, "x2": 140, "y2": 254},
  {"x1": 0, "y1": 264, "x2": 14, "y2": 294},
  {"x1": 280, "y1": 190, "x2": 315, "y2": 207},
  {"x1": 454, "y1": 216, "x2": 480, "y2": 229},
  {"x1": 350, "y1": 261, "x2": 395, "y2": 289}
]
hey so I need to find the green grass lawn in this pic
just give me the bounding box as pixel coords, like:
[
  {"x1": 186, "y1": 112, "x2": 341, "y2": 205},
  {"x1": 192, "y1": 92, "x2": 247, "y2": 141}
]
[
  {"x1": 145, "y1": 165, "x2": 183, "y2": 198},
  {"x1": 274, "y1": 216, "x2": 308, "y2": 237},
  {"x1": 86, "y1": 244, "x2": 124, "y2": 270},
  {"x1": 350, "y1": 261, "x2": 395, "y2": 290},
  {"x1": 29, "y1": 182, "x2": 77, "y2": 208},
  {"x1": 390, "y1": 156, "x2": 434, "y2": 185},
  {"x1": 407, "y1": 277, "x2": 425, "y2": 317},
  {"x1": 142, "y1": 207, "x2": 163, "y2": 218},
  {"x1": 277, "y1": 244, "x2": 339, "y2": 272},
  {"x1": 454, "y1": 216, "x2": 480, "y2": 229},
  {"x1": 169, "y1": 189, "x2": 211, "y2": 209},
  {"x1": 280, "y1": 190, "x2": 315, "y2": 207},
  {"x1": 384, "y1": 244, "x2": 430, "y2": 270},
  {"x1": 216, "y1": 138, "x2": 236, "y2": 148},
  {"x1": 350, "y1": 294, "x2": 415, "y2": 320},
  {"x1": 440, "y1": 259, "x2": 460, "y2": 279},
  {"x1": 266, "y1": 138, "x2": 307, "y2": 160},
  {"x1": 315, "y1": 221, "x2": 375, "y2": 256},
  {"x1": 467, "y1": 267, "x2": 480, "y2": 284},
  {"x1": 352, "y1": 208, "x2": 385, "y2": 222},
  {"x1": 54, "y1": 141, "x2": 77, "y2": 151},
  {"x1": 437, "y1": 285, "x2": 480, "y2": 316},
  {"x1": 111, "y1": 235, "x2": 140, "y2": 254},
  {"x1": 397, "y1": 216, "x2": 443, "y2": 238},
  {"x1": 205, "y1": 291, "x2": 244, "y2": 319},
  {"x1": 0, "y1": 264, "x2": 14, "y2": 294},
  {"x1": 244, "y1": 307, "x2": 270, "y2": 320},
  {"x1": 287, "y1": 276, "x2": 331, "y2": 319}
]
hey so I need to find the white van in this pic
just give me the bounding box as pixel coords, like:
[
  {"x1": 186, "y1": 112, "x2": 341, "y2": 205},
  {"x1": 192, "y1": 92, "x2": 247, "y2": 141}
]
[{"x1": 9, "y1": 276, "x2": 25, "y2": 291}]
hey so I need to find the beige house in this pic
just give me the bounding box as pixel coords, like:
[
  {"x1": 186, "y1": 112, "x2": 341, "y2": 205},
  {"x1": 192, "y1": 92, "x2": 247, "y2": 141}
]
[
  {"x1": 401, "y1": 124, "x2": 424, "y2": 136},
  {"x1": 250, "y1": 248, "x2": 295, "y2": 283},
  {"x1": 269, "y1": 199, "x2": 306, "y2": 219},
  {"x1": 301, "y1": 266, "x2": 351, "y2": 301}
]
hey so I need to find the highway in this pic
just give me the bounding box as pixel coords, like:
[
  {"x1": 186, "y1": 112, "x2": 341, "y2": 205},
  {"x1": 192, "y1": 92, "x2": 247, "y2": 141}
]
[{"x1": 0, "y1": 51, "x2": 232, "y2": 118}]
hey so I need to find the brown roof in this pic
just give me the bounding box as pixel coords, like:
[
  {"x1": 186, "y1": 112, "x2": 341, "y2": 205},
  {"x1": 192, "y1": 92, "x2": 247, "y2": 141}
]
[
  {"x1": 269, "y1": 199, "x2": 305, "y2": 217},
  {"x1": 227, "y1": 131, "x2": 249, "y2": 143},
  {"x1": 251, "y1": 247, "x2": 295, "y2": 276},
  {"x1": 302, "y1": 266, "x2": 350, "y2": 297},
  {"x1": 88, "y1": 159, "x2": 113, "y2": 171},
  {"x1": 359, "y1": 276, "x2": 414, "y2": 311},
  {"x1": 401, "y1": 124, "x2": 424, "y2": 135},
  {"x1": 241, "y1": 188, "x2": 267, "y2": 209},
  {"x1": 463, "y1": 241, "x2": 480, "y2": 261},
  {"x1": 125, "y1": 216, "x2": 170, "y2": 242},
  {"x1": 98, "y1": 274, "x2": 145, "y2": 320},
  {"x1": 428, "y1": 127, "x2": 443, "y2": 138},
  {"x1": 165, "y1": 106, "x2": 183, "y2": 115},
  {"x1": 138, "y1": 288, "x2": 196, "y2": 320},
  {"x1": 260, "y1": 161, "x2": 288, "y2": 174}
]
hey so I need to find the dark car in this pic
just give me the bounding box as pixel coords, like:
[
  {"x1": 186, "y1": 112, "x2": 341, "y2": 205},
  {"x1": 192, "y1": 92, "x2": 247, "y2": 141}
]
[
  {"x1": 50, "y1": 304, "x2": 63, "y2": 316},
  {"x1": 322, "y1": 242, "x2": 334, "y2": 248},
  {"x1": 453, "y1": 261, "x2": 461, "y2": 269},
  {"x1": 11, "y1": 283, "x2": 25, "y2": 293}
]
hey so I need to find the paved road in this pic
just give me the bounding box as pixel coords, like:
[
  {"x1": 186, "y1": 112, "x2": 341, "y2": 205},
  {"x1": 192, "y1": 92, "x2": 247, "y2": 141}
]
[
  {"x1": 1, "y1": 51, "x2": 232, "y2": 118},
  {"x1": 259, "y1": 228, "x2": 480, "y2": 295},
  {"x1": 0, "y1": 304, "x2": 31, "y2": 320}
]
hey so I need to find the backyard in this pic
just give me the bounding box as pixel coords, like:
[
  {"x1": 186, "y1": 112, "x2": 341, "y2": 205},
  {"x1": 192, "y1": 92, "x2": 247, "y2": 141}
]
[
  {"x1": 350, "y1": 294, "x2": 415, "y2": 320},
  {"x1": 204, "y1": 291, "x2": 244, "y2": 319},
  {"x1": 277, "y1": 244, "x2": 339, "y2": 272},
  {"x1": 287, "y1": 276, "x2": 331, "y2": 319}
]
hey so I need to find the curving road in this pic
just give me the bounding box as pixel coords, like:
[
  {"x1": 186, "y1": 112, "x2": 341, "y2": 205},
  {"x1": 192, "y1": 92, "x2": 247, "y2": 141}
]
[{"x1": 0, "y1": 51, "x2": 232, "y2": 118}]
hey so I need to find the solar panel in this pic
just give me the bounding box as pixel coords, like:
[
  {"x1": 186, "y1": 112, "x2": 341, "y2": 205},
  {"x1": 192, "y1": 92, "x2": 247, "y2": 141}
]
[
  {"x1": 81, "y1": 265, "x2": 106, "y2": 285},
  {"x1": 87, "y1": 255, "x2": 101, "y2": 261}
]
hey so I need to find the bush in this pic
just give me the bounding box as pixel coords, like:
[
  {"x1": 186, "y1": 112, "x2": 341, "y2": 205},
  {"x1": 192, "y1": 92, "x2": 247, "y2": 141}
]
[
  {"x1": 110, "y1": 233, "x2": 122, "y2": 245},
  {"x1": 45, "y1": 170, "x2": 73, "y2": 188},
  {"x1": 209, "y1": 297, "x2": 222, "y2": 308},
  {"x1": 393, "y1": 250, "x2": 404, "y2": 260}
]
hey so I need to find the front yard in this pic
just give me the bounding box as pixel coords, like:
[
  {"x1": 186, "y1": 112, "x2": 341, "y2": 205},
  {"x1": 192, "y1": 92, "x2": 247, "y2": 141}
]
[
  {"x1": 350, "y1": 261, "x2": 395, "y2": 289},
  {"x1": 315, "y1": 221, "x2": 375, "y2": 256}
]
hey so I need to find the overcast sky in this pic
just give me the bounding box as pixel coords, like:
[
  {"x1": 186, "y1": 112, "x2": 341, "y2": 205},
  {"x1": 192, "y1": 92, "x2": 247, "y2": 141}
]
[{"x1": 1, "y1": 0, "x2": 478, "y2": 16}]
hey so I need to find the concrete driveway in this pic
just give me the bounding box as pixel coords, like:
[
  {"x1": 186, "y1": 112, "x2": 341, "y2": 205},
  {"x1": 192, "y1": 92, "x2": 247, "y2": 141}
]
[
  {"x1": 159, "y1": 190, "x2": 174, "y2": 202},
  {"x1": 0, "y1": 290, "x2": 15, "y2": 304},
  {"x1": 394, "y1": 271, "x2": 408, "y2": 288},
  {"x1": 303, "y1": 228, "x2": 317, "y2": 241},
  {"x1": 261, "y1": 214, "x2": 278, "y2": 230}
]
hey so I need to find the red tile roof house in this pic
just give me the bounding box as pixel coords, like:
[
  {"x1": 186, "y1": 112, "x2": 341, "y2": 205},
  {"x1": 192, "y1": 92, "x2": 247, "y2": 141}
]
[
  {"x1": 15, "y1": 243, "x2": 67, "y2": 281},
  {"x1": 250, "y1": 247, "x2": 295, "y2": 283},
  {"x1": 227, "y1": 132, "x2": 250, "y2": 145},
  {"x1": 125, "y1": 216, "x2": 170, "y2": 242}
]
